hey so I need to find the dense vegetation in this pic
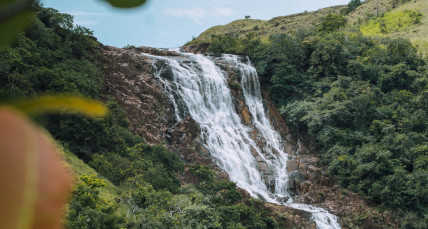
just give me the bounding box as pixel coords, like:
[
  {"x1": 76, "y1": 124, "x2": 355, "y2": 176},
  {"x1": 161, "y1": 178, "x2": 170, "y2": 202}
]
[
  {"x1": 0, "y1": 5, "x2": 288, "y2": 229},
  {"x1": 208, "y1": 11, "x2": 428, "y2": 228}
]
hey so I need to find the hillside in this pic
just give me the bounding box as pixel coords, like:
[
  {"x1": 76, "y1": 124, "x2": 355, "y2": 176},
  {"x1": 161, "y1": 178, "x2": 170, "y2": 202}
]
[
  {"x1": 356, "y1": 0, "x2": 428, "y2": 54},
  {"x1": 187, "y1": 5, "x2": 346, "y2": 45},
  {"x1": 187, "y1": 0, "x2": 428, "y2": 54}
]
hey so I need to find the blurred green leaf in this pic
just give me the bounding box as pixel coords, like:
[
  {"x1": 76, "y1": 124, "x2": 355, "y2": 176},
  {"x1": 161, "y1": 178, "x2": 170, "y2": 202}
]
[
  {"x1": 103, "y1": 0, "x2": 147, "y2": 8},
  {"x1": 8, "y1": 95, "x2": 108, "y2": 117},
  {"x1": 0, "y1": 0, "x2": 34, "y2": 48}
]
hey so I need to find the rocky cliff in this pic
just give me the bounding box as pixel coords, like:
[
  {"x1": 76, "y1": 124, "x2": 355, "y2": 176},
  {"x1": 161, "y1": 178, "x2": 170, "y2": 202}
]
[{"x1": 100, "y1": 45, "x2": 397, "y2": 228}]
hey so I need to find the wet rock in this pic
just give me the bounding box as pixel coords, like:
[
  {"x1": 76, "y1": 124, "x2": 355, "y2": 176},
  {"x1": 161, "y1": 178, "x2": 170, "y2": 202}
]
[
  {"x1": 287, "y1": 160, "x2": 299, "y2": 172},
  {"x1": 258, "y1": 161, "x2": 268, "y2": 171},
  {"x1": 159, "y1": 65, "x2": 174, "y2": 80},
  {"x1": 289, "y1": 179, "x2": 296, "y2": 190},
  {"x1": 182, "y1": 43, "x2": 210, "y2": 54},
  {"x1": 250, "y1": 146, "x2": 258, "y2": 157},
  {"x1": 277, "y1": 196, "x2": 290, "y2": 204},
  {"x1": 135, "y1": 46, "x2": 180, "y2": 56},
  {"x1": 241, "y1": 106, "x2": 251, "y2": 124},
  {"x1": 301, "y1": 157, "x2": 319, "y2": 165}
]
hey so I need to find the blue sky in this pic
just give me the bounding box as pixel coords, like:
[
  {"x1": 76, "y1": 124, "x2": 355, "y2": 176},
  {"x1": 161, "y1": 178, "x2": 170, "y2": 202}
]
[{"x1": 42, "y1": 0, "x2": 351, "y2": 48}]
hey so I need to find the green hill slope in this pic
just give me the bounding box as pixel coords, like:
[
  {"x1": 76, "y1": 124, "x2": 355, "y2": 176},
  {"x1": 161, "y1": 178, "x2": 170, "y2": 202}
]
[
  {"x1": 60, "y1": 144, "x2": 121, "y2": 204},
  {"x1": 356, "y1": 0, "x2": 428, "y2": 54},
  {"x1": 188, "y1": 0, "x2": 428, "y2": 54},
  {"x1": 187, "y1": 5, "x2": 346, "y2": 45}
]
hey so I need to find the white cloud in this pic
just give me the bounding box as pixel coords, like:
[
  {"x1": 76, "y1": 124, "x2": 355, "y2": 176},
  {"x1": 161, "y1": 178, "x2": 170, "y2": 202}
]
[
  {"x1": 68, "y1": 11, "x2": 106, "y2": 27},
  {"x1": 163, "y1": 8, "x2": 207, "y2": 24},
  {"x1": 213, "y1": 7, "x2": 235, "y2": 17},
  {"x1": 68, "y1": 11, "x2": 106, "y2": 17},
  {"x1": 163, "y1": 7, "x2": 235, "y2": 24},
  {"x1": 74, "y1": 20, "x2": 98, "y2": 26}
]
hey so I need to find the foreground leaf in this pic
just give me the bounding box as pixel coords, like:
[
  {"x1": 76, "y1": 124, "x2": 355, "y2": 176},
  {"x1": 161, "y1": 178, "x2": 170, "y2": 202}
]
[
  {"x1": 0, "y1": 0, "x2": 34, "y2": 47},
  {"x1": 0, "y1": 107, "x2": 73, "y2": 229},
  {"x1": 10, "y1": 95, "x2": 108, "y2": 117},
  {"x1": 103, "y1": 0, "x2": 147, "y2": 8}
]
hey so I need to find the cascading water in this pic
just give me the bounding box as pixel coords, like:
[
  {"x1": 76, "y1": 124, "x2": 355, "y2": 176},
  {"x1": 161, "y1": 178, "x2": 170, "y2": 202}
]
[{"x1": 142, "y1": 51, "x2": 341, "y2": 229}]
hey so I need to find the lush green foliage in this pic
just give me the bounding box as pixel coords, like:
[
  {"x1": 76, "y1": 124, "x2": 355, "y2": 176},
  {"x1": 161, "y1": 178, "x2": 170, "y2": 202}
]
[
  {"x1": 66, "y1": 175, "x2": 126, "y2": 229},
  {"x1": 117, "y1": 165, "x2": 279, "y2": 228},
  {"x1": 208, "y1": 33, "x2": 258, "y2": 55},
  {"x1": 278, "y1": 33, "x2": 427, "y2": 227},
  {"x1": 0, "y1": 8, "x2": 99, "y2": 98},
  {"x1": 90, "y1": 143, "x2": 183, "y2": 193},
  {"x1": 318, "y1": 14, "x2": 347, "y2": 32},
  {"x1": 208, "y1": 22, "x2": 428, "y2": 227}
]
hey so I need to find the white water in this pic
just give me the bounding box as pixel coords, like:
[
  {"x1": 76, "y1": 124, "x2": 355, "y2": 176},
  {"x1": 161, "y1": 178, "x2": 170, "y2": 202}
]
[{"x1": 143, "y1": 51, "x2": 341, "y2": 229}]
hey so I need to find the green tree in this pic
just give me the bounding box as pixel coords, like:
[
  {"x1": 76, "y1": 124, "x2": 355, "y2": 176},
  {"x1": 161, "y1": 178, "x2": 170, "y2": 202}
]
[
  {"x1": 318, "y1": 14, "x2": 347, "y2": 32},
  {"x1": 346, "y1": 0, "x2": 361, "y2": 14}
]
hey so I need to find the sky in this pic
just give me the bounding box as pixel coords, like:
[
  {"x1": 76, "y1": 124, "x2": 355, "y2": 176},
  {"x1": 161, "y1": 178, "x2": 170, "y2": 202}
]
[{"x1": 42, "y1": 0, "x2": 351, "y2": 48}]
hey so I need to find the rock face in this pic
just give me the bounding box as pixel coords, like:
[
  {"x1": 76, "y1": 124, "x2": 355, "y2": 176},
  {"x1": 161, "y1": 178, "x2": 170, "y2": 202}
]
[
  {"x1": 102, "y1": 45, "x2": 175, "y2": 144},
  {"x1": 101, "y1": 45, "x2": 397, "y2": 228},
  {"x1": 101, "y1": 45, "x2": 230, "y2": 182},
  {"x1": 182, "y1": 43, "x2": 210, "y2": 54}
]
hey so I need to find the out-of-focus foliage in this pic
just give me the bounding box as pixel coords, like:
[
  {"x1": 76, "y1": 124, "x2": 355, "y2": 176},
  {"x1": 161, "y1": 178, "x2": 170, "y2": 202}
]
[
  {"x1": 0, "y1": 107, "x2": 72, "y2": 229},
  {"x1": 207, "y1": 15, "x2": 428, "y2": 227},
  {"x1": 0, "y1": 0, "x2": 34, "y2": 48},
  {"x1": 103, "y1": 0, "x2": 147, "y2": 8},
  {"x1": 9, "y1": 95, "x2": 107, "y2": 117},
  {"x1": 0, "y1": 0, "x2": 148, "y2": 48}
]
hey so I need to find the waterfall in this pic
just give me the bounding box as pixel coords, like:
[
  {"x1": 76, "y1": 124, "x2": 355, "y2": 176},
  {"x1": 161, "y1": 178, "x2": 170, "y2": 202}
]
[{"x1": 142, "y1": 51, "x2": 341, "y2": 229}]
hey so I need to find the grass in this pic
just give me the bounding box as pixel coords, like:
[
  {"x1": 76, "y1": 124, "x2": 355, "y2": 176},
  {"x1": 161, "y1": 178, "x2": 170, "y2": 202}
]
[
  {"x1": 360, "y1": 10, "x2": 422, "y2": 35},
  {"x1": 345, "y1": 0, "x2": 396, "y2": 25},
  {"x1": 61, "y1": 147, "x2": 120, "y2": 201},
  {"x1": 357, "y1": 0, "x2": 428, "y2": 55}
]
